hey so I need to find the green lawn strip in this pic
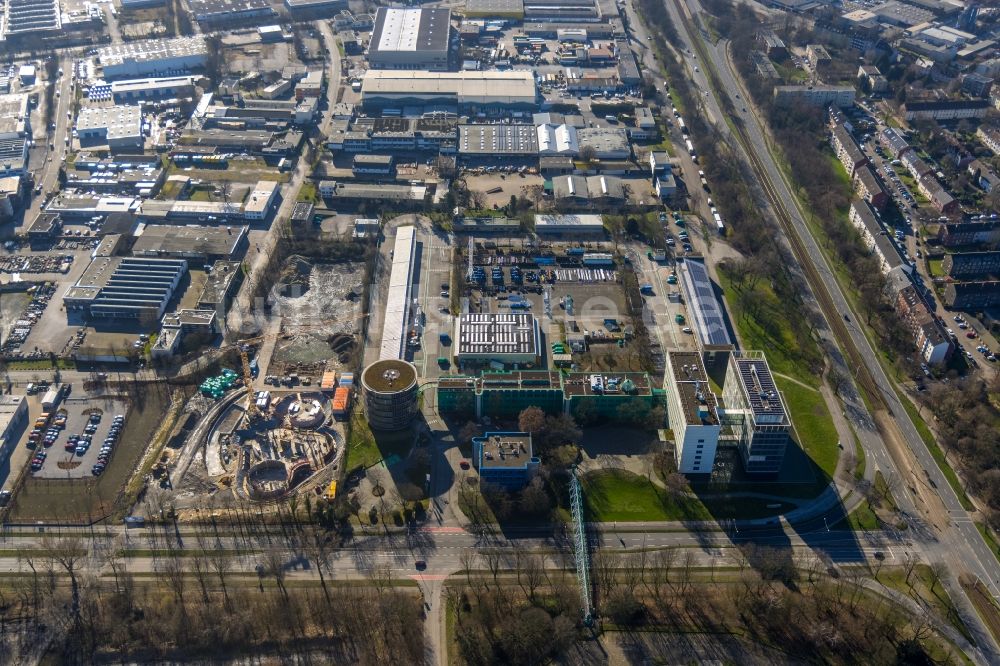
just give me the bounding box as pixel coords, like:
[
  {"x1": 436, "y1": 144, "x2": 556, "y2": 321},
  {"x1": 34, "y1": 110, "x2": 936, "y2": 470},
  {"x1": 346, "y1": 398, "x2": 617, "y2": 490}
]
[
  {"x1": 854, "y1": 434, "x2": 866, "y2": 482},
  {"x1": 717, "y1": 269, "x2": 821, "y2": 389},
  {"x1": 879, "y1": 565, "x2": 972, "y2": 643},
  {"x1": 297, "y1": 181, "x2": 319, "y2": 203},
  {"x1": 775, "y1": 378, "x2": 838, "y2": 479},
  {"x1": 976, "y1": 523, "x2": 1000, "y2": 565},
  {"x1": 582, "y1": 469, "x2": 711, "y2": 522},
  {"x1": 928, "y1": 258, "x2": 944, "y2": 277},
  {"x1": 893, "y1": 387, "x2": 974, "y2": 511},
  {"x1": 343, "y1": 412, "x2": 381, "y2": 472}
]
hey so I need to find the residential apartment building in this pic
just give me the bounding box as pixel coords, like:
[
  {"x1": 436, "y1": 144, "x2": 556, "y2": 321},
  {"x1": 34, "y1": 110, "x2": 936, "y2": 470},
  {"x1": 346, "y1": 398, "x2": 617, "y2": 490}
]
[
  {"x1": 979, "y1": 126, "x2": 1000, "y2": 156},
  {"x1": 879, "y1": 127, "x2": 912, "y2": 159},
  {"x1": 831, "y1": 124, "x2": 867, "y2": 177},
  {"x1": 895, "y1": 285, "x2": 952, "y2": 365},
  {"x1": 969, "y1": 159, "x2": 1000, "y2": 194},
  {"x1": 806, "y1": 44, "x2": 832, "y2": 68},
  {"x1": 858, "y1": 65, "x2": 888, "y2": 93},
  {"x1": 855, "y1": 165, "x2": 889, "y2": 209},
  {"x1": 902, "y1": 99, "x2": 990, "y2": 121},
  {"x1": 944, "y1": 281, "x2": 1000, "y2": 310},
  {"x1": 849, "y1": 200, "x2": 908, "y2": 275},
  {"x1": 917, "y1": 174, "x2": 958, "y2": 214},
  {"x1": 937, "y1": 220, "x2": 1000, "y2": 247},
  {"x1": 941, "y1": 251, "x2": 1000, "y2": 279},
  {"x1": 901, "y1": 151, "x2": 933, "y2": 180},
  {"x1": 773, "y1": 85, "x2": 855, "y2": 108}
]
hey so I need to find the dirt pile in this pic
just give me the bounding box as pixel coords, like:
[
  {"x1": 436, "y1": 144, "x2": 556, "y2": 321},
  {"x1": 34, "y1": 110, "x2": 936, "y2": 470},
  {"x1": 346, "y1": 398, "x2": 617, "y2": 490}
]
[{"x1": 276, "y1": 255, "x2": 313, "y2": 297}]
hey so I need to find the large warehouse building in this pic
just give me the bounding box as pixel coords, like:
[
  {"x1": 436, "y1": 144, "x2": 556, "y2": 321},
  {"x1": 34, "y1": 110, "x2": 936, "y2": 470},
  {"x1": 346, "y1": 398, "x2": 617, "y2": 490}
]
[
  {"x1": 368, "y1": 7, "x2": 452, "y2": 71},
  {"x1": 131, "y1": 224, "x2": 249, "y2": 265},
  {"x1": 455, "y1": 312, "x2": 541, "y2": 366},
  {"x1": 360, "y1": 70, "x2": 538, "y2": 111},
  {"x1": 98, "y1": 37, "x2": 209, "y2": 79},
  {"x1": 76, "y1": 106, "x2": 144, "y2": 152},
  {"x1": 63, "y1": 257, "x2": 188, "y2": 324}
]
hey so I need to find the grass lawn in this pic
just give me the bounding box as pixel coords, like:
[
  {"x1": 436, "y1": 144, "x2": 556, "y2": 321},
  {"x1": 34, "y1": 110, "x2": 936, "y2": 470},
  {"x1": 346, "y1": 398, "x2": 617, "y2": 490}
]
[
  {"x1": 839, "y1": 471, "x2": 898, "y2": 531},
  {"x1": 854, "y1": 434, "x2": 866, "y2": 482},
  {"x1": 777, "y1": 378, "x2": 839, "y2": 478},
  {"x1": 343, "y1": 412, "x2": 381, "y2": 472},
  {"x1": 189, "y1": 189, "x2": 214, "y2": 202},
  {"x1": 697, "y1": 495, "x2": 796, "y2": 519},
  {"x1": 297, "y1": 181, "x2": 320, "y2": 203},
  {"x1": 718, "y1": 267, "x2": 823, "y2": 389},
  {"x1": 582, "y1": 469, "x2": 711, "y2": 522},
  {"x1": 928, "y1": 258, "x2": 945, "y2": 277},
  {"x1": 826, "y1": 154, "x2": 852, "y2": 189},
  {"x1": 774, "y1": 62, "x2": 809, "y2": 83},
  {"x1": 343, "y1": 413, "x2": 415, "y2": 474}
]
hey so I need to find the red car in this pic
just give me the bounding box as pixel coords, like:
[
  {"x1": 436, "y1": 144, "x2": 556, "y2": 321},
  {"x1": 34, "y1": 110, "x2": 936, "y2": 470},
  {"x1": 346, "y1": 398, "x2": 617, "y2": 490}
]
[
  {"x1": 459, "y1": 460, "x2": 470, "y2": 470},
  {"x1": 966, "y1": 331, "x2": 977, "y2": 339}
]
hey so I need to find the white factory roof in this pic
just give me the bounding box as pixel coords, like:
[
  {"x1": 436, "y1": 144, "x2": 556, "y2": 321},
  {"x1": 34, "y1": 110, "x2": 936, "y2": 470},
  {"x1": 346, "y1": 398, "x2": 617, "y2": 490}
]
[
  {"x1": 361, "y1": 70, "x2": 537, "y2": 104},
  {"x1": 76, "y1": 105, "x2": 143, "y2": 140},
  {"x1": 98, "y1": 37, "x2": 208, "y2": 67},
  {"x1": 380, "y1": 225, "x2": 417, "y2": 361},
  {"x1": 243, "y1": 180, "x2": 278, "y2": 215},
  {"x1": 536, "y1": 123, "x2": 578, "y2": 155},
  {"x1": 534, "y1": 213, "x2": 604, "y2": 231},
  {"x1": 373, "y1": 8, "x2": 451, "y2": 53}
]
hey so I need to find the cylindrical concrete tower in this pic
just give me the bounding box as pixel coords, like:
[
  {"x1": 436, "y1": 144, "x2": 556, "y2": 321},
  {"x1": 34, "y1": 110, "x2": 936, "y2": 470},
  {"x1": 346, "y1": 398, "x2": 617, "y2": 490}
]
[{"x1": 361, "y1": 359, "x2": 419, "y2": 431}]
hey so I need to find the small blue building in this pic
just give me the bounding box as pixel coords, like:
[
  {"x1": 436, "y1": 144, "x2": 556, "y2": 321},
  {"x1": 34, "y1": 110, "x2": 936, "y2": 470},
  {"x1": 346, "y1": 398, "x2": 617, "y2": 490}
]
[{"x1": 472, "y1": 431, "x2": 539, "y2": 490}]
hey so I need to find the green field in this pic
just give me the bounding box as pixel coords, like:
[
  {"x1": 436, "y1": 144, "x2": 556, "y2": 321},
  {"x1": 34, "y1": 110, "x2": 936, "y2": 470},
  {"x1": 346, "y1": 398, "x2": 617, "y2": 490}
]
[
  {"x1": 582, "y1": 469, "x2": 711, "y2": 522},
  {"x1": 342, "y1": 413, "x2": 414, "y2": 474},
  {"x1": 777, "y1": 379, "x2": 839, "y2": 478},
  {"x1": 718, "y1": 268, "x2": 823, "y2": 389}
]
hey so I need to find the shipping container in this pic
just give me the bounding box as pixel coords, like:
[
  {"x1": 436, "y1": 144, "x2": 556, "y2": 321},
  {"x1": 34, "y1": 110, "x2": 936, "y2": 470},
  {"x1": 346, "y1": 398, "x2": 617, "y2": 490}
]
[
  {"x1": 320, "y1": 371, "x2": 337, "y2": 392},
  {"x1": 332, "y1": 387, "x2": 351, "y2": 417}
]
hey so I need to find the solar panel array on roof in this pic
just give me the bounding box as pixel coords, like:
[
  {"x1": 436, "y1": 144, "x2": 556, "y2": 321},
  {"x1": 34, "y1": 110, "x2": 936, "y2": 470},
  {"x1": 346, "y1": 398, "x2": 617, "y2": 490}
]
[
  {"x1": 458, "y1": 313, "x2": 538, "y2": 357},
  {"x1": 735, "y1": 358, "x2": 787, "y2": 424},
  {"x1": 679, "y1": 258, "x2": 732, "y2": 347}
]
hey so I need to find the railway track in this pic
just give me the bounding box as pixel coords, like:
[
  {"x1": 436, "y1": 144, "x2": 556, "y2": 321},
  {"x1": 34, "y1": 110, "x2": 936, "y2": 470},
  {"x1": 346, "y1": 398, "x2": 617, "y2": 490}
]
[{"x1": 673, "y1": 4, "x2": 889, "y2": 413}]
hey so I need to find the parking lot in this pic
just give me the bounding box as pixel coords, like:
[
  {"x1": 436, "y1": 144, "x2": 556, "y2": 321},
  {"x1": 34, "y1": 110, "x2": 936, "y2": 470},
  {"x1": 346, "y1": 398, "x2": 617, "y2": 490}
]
[{"x1": 29, "y1": 398, "x2": 129, "y2": 479}]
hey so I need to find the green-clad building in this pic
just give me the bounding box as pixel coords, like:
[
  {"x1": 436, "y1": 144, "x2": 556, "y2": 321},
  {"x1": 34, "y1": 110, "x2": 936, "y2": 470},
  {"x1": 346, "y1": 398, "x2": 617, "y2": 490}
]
[{"x1": 437, "y1": 370, "x2": 664, "y2": 422}]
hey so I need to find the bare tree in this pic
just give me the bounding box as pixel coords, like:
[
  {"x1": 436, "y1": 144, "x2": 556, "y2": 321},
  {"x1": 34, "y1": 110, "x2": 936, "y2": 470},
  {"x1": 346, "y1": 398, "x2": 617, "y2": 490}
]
[
  {"x1": 263, "y1": 549, "x2": 288, "y2": 599},
  {"x1": 43, "y1": 536, "x2": 86, "y2": 631},
  {"x1": 482, "y1": 548, "x2": 504, "y2": 589},
  {"x1": 209, "y1": 549, "x2": 233, "y2": 608},
  {"x1": 523, "y1": 552, "x2": 546, "y2": 602},
  {"x1": 305, "y1": 531, "x2": 334, "y2": 604}
]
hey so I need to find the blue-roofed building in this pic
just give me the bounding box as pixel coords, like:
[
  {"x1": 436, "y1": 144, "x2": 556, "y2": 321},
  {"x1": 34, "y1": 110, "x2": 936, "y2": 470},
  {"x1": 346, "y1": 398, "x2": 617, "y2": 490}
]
[{"x1": 472, "y1": 431, "x2": 539, "y2": 489}]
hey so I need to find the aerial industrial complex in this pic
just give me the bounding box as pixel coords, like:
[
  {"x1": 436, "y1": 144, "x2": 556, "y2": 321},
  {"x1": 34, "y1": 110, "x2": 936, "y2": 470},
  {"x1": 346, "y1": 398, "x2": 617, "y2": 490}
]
[{"x1": 1, "y1": 0, "x2": 1000, "y2": 659}]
